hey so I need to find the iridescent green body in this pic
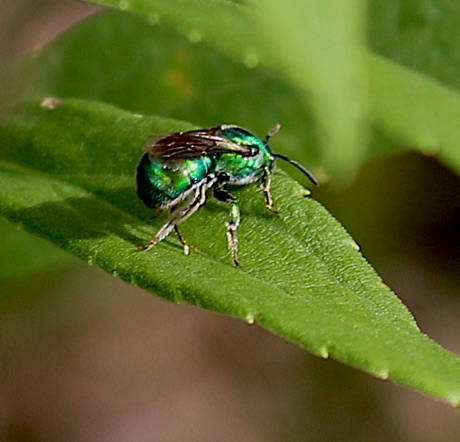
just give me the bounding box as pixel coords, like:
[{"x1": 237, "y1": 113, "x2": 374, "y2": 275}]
[
  {"x1": 137, "y1": 156, "x2": 213, "y2": 208},
  {"x1": 136, "y1": 124, "x2": 317, "y2": 266},
  {"x1": 137, "y1": 126, "x2": 272, "y2": 209}
]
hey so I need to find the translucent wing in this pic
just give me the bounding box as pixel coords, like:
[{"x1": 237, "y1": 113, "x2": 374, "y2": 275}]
[{"x1": 144, "y1": 126, "x2": 254, "y2": 159}]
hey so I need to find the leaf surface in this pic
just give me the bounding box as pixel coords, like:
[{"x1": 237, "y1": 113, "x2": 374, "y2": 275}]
[{"x1": 0, "y1": 98, "x2": 459, "y2": 406}]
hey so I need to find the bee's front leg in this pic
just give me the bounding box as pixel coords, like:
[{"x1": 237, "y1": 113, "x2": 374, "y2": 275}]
[{"x1": 261, "y1": 167, "x2": 280, "y2": 216}]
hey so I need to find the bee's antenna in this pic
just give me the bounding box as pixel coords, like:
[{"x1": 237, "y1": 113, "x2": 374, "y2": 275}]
[
  {"x1": 266, "y1": 124, "x2": 318, "y2": 186},
  {"x1": 266, "y1": 123, "x2": 281, "y2": 142},
  {"x1": 272, "y1": 153, "x2": 318, "y2": 186}
]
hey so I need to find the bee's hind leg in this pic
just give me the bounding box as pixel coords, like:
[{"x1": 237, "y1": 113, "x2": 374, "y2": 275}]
[{"x1": 140, "y1": 177, "x2": 216, "y2": 254}]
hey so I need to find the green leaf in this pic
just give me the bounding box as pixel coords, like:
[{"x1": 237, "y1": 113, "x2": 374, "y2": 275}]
[{"x1": 1, "y1": 98, "x2": 459, "y2": 406}]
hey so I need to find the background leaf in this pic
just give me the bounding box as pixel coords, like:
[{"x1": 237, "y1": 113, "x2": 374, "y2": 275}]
[
  {"x1": 82, "y1": 0, "x2": 460, "y2": 178},
  {"x1": 0, "y1": 98, "x2": 459, "y2": 406},
  {"x1": 10, "y1": 10, "x2": 320, "y2": 168},
  {"x1": 255, "y1": 0, "x2": 369, "y2": 178},
  {"x1": 369, "y1": 0, "x2": 460, "y2": 89}
]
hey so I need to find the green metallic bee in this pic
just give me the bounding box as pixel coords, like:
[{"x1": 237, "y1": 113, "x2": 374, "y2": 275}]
[{"x1": 136, "y1": 124, "x2": 317, "y2": 266}]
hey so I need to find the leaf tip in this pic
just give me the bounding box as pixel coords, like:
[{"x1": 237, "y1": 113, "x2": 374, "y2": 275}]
[
  {"x1": 374, "y1": 367, "x2": 390, "y2": 380},
  {"x1": 447, "y1": 393, "x2": 460, "y2": 409},
  {"x1": 345, "y1": 238, "x2": 360, "y2": 251},
  {"x1": 317, "y1": 346, "x2": 329, "y2": 359},
  {"x1": 245, "y1": 312, "x2": 256, "y2": 324}
]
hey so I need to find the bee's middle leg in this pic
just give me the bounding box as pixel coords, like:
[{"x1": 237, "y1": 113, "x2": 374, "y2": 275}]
[{"x1": 213, "y1": 186, "x2": 241, "y2": 267}]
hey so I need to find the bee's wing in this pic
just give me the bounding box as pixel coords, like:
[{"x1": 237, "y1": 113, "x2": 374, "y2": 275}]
[{"x1": 144, "y1": 126, "x2": 253, "y2": 159}]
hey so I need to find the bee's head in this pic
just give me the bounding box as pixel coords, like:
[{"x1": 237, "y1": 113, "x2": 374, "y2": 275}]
[{"x1": 220, "y1": 125, "x2": 268, "y2": 157}]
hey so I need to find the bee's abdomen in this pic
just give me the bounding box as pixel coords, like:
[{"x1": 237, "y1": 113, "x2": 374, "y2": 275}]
[{"x1": 136, "y1": 154, "x2": 212, "y2": 209}]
